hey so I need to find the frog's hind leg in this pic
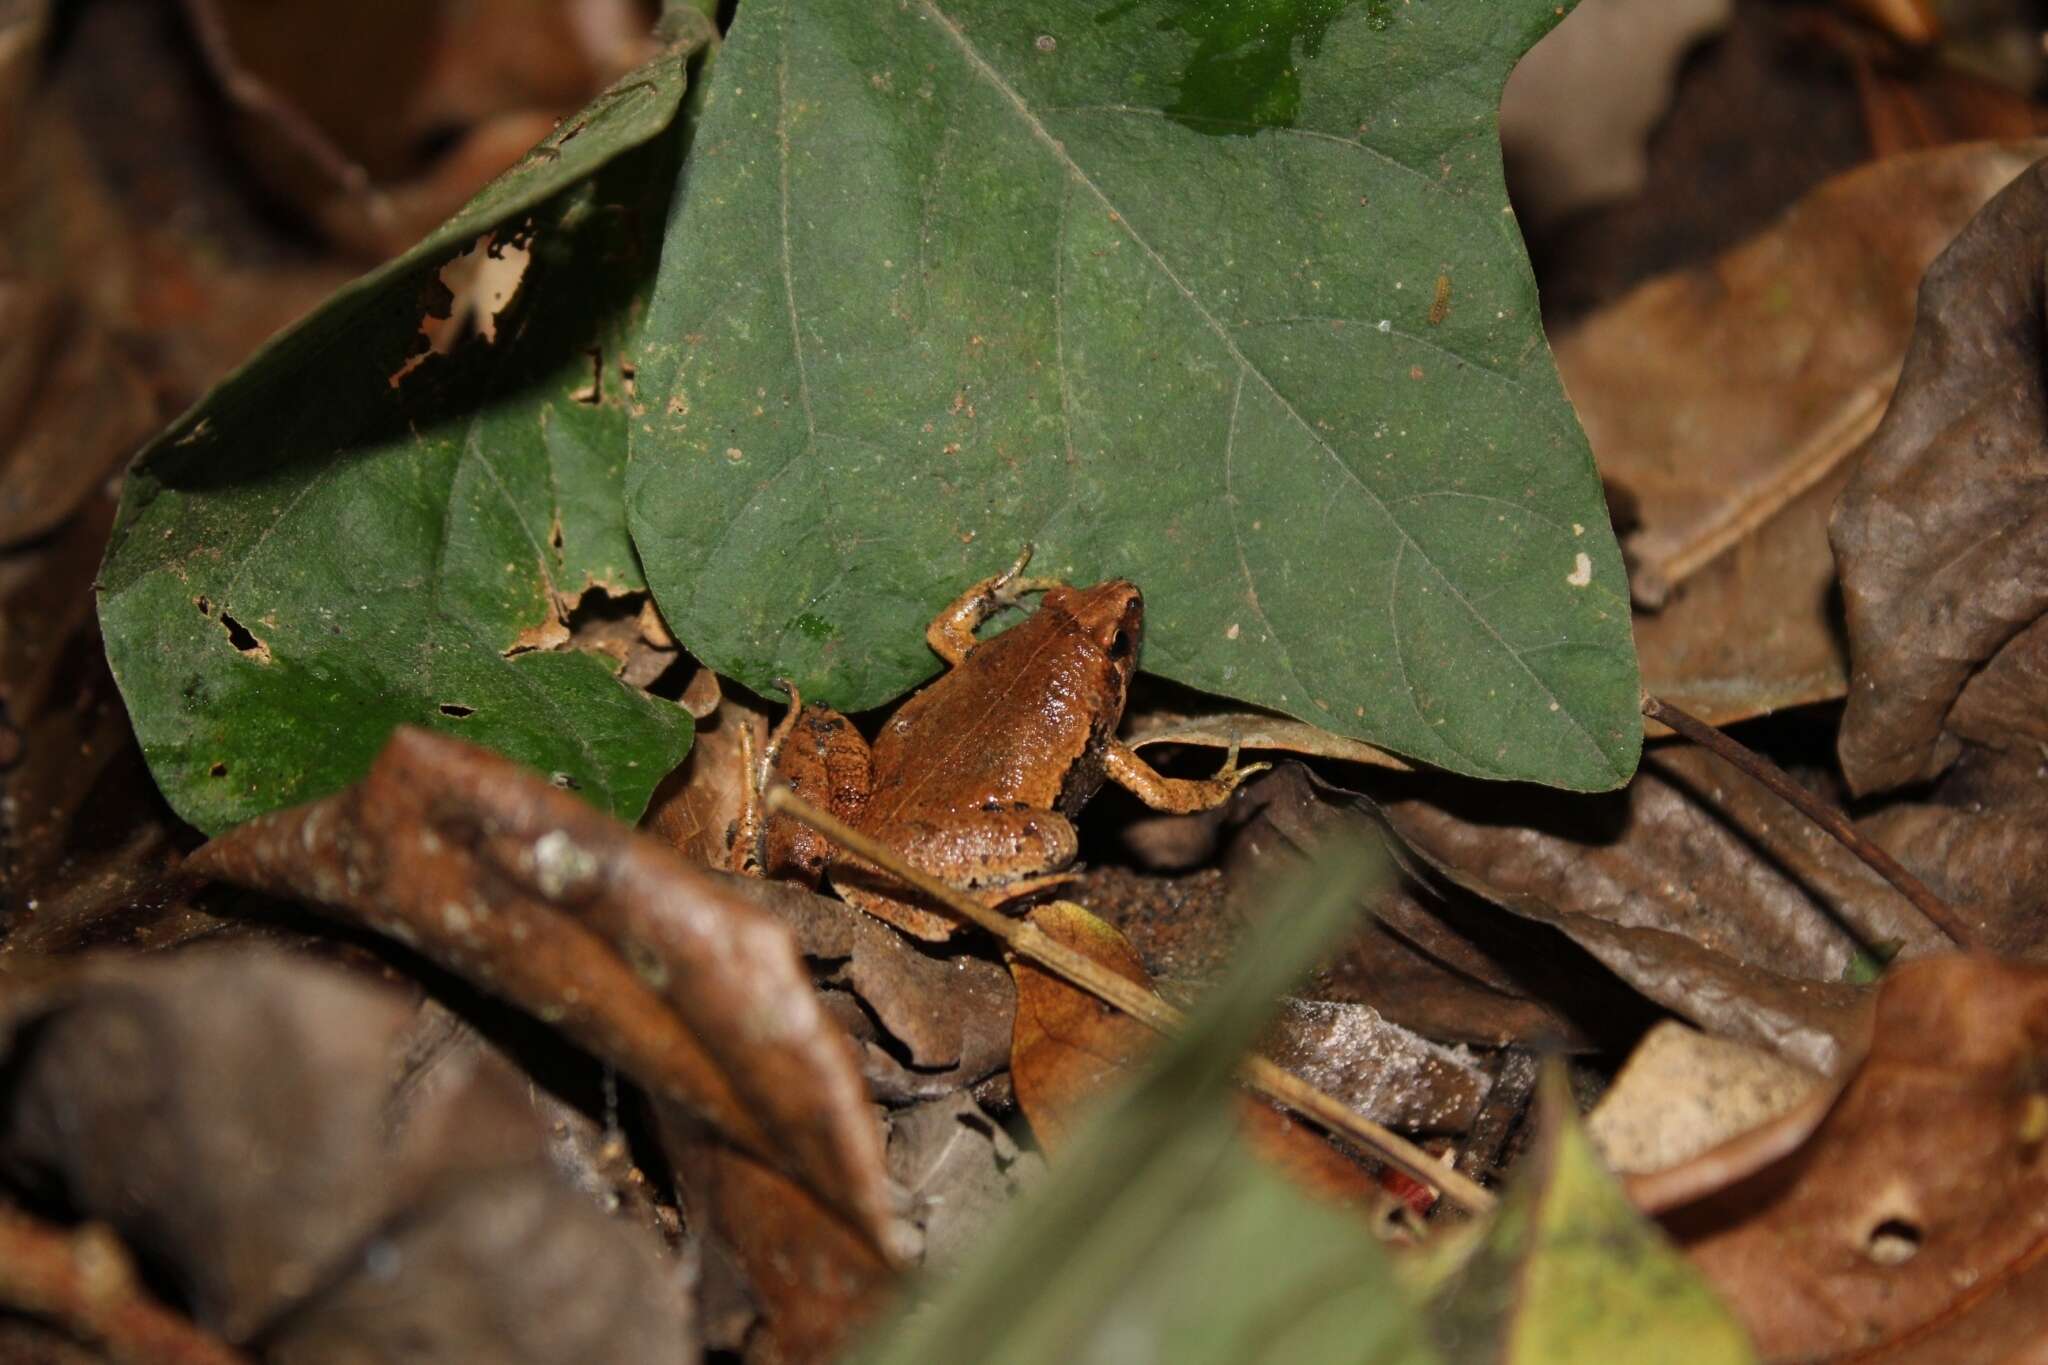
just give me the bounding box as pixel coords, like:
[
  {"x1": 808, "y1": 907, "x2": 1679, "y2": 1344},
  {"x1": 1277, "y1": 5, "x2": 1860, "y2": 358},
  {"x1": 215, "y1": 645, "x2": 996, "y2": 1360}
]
[
  {"x1": 926, "y1": 544, "x2": 1064, "y2": 665},
  {"x1": 831, "y1": 806, "x2": 1080, "y2": 941}
]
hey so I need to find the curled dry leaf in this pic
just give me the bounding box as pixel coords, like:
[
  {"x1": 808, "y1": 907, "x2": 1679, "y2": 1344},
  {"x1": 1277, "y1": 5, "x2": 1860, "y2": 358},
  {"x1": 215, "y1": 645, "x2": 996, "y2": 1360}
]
[
  {"x1": 186, "y1": 726, "x2": 895, "y2": 1254},
  {"x1": 1662, "y1": 957, "x2": 2048, "y2": 1362},
  {"x1": 1556, "y1": 140, "x2": 2038, "y2": 677},
  {"x1": 1549, "y1": 123, "x2": 2030, "y2": 724},
  {"x1": 1376, "y1": 745, "x2": 1911, "y2": 1073},
  {"x1": 1833, "y1": 154, "x2": 2048, "y2": 793},
  {"x1": 1010, "y1": 900, "x2": 1481, "y2": 1208},
  {"x1": 0, "y1": 947, "x2": 690, "y2": 1361}
]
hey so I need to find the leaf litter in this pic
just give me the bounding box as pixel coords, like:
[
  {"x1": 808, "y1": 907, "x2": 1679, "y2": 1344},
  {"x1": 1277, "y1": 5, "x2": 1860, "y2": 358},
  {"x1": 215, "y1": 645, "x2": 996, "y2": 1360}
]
[{"x1": 22, "y1": 0, "x2": 2048, "y2": 1360}]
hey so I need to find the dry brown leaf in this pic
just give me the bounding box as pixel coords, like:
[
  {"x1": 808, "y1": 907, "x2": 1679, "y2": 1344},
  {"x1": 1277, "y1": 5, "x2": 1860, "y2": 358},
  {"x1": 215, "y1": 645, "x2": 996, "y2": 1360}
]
[
  {"x1": 1833, "y1": 155, "x2": 2048, "y2": 793},
  {"x1": 0, "y1": 277, "x2": 157, "y2": 548},
  {"x1": 1009, "y1": 900, "x2": 1463, "y2": 1209},
  {"x1": 187, "y1": 727, "x2": 895, "y2": 1255},
  {"x1": 643, "y1": 682, "x2": 769, "y2": 868},
  {"x1": 722, "y1": 872, "x2": 1014, "y2": 1093},
  {"x1": 181, "y1": 0, "x2": 662, "y2": 257},
  {"x1": 1376, "y1": 746, "x2": 1915, "y2": 1072},
  {"x1": 1559, "y1": 140, "x2": 2038, "y2": 606},
  {"x1": 0, "y1": 948, "x2": 691, "y2": 1360},
  {"x1": 1589, "y1": 1021, "x2": 1823, "y2": 1174},
  {"x1": 1855, "y1": 746, "x2": 2048, "y2": 959},
  {"x1": 1660, "y1": 957, "x2": 2048, "y2": 1362},
  {"x1": 1223, "y1": 764, "x2": 1654, "y2": 1051},
  {"x1": 663, "y1": 1124, "x2": 894, "y2": 1365}
]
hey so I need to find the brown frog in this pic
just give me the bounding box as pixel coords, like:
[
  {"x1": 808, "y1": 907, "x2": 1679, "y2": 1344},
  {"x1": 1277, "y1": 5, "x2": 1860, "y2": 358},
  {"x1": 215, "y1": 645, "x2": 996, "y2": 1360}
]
[{"x1": 735, "y1": 548, "x2": 1263, "y2": 940}]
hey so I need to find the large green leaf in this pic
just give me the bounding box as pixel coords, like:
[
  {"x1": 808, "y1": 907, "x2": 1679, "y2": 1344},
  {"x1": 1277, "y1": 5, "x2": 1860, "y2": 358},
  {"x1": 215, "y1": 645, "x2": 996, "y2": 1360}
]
[
  {"x1": 1423, "y1": 1068, "x2": 1756, "y2": 1364},
  {"x1": 854, "y1": 845, "x2": 1437, "y2": 1364},
  {"x1": 98, "y1": 37, "x2": 707, "y2": 833},
  {"x1": 627, "y1": 0, "x2": 1640, "y2": 790}
]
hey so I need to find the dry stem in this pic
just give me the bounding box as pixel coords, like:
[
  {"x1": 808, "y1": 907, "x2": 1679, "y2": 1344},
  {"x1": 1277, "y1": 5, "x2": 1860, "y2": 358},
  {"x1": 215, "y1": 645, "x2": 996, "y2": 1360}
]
[
  {"x1": 1641, "y1": 693, "x2": 1978, "y2": 949},
  {"x1": 764, "y1": 785, "x2": 1497, "y2": 1216}
]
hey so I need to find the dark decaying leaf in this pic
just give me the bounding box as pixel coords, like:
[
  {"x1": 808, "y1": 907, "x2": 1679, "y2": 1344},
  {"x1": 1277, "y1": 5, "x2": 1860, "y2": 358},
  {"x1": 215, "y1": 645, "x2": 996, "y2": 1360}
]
[
  {"x1": 1660, "y1": 957, "x2": 2048, "y2": 1363},
  {"x1": 0, "y1": 491, "x2": 202, "y2": 953},
  {"x1": 185, "y1": 727, "x2": 895, "y2": 1256},
  {"x1": 0, "y1": 277, "x2": 158, "y2": 549},
  {"x1": 0, "y1": 948, "x2": 692, "y2": 1361},
  {"x1": 1223, "y1": 763, "x2": 1656, "y2": 1051},
  {"x1": 1423, "y1": 1067, "x2": 1756, "y2": 1365},
  {"x1": 1832, "y1": 154, "x2": 2048, "y2": 793},
  {"x1": 886, "y1": 1093, "x2": 1044, "y2": 1277},
  {"x1": 627, "y1": 0, "x2": 1642, "y2": 793},
  {"x1": 1858, "y1": 747, "x2": 2048, "y2": 959},
  {"x1": 97, "y1": 35, "x2": 704, "y2": 835},
  {"x1": 723, "y1": 872, "x2": 1015, "y2": 1097},
  {"x1": 1375, "y1": 745, "x2": 1915, "y2": 1072}
]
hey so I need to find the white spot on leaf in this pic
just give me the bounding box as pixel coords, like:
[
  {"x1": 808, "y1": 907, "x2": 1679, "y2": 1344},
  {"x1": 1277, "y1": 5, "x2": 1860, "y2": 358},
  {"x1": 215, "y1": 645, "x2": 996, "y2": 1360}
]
[{"x1": 1566, "y1": 552, "x2": 1593, "y2": 588}]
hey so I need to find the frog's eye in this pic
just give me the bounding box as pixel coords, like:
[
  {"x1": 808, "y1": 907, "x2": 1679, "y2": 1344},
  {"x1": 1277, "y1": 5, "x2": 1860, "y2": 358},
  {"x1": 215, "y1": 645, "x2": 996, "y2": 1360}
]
[{"x1": 1109, "y1": 628, "x2": 1133, "y2": 658}]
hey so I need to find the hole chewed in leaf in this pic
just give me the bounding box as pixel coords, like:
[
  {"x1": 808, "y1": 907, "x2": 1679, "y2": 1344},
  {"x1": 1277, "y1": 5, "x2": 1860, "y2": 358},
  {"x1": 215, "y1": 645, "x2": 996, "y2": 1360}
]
[
  {"x1": 438, "y1": 703, "x2": 476, "y2": 719},
  {"x1": 389, "y1": 225, "x2": 537, "y2": 388},
  {"x1": 1865, "y1": 1217, "x2": 1924, "y2": 1266},
  {"x1": 217, "y1": 612, "x2": 272, "y2": 664}
]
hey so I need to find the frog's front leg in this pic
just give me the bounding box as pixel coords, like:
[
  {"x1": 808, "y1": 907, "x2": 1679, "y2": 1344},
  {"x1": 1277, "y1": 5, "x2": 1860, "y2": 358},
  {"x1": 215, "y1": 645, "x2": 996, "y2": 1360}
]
[
  {"x1": 1101, "y1": 740, "x2": 1268, "y2": 814},
  {"x1": 833, "y1": 805, "x2": 1080, "y2": 941},
  {"x1": 926, "y1": 544, "x2": 1063, "y2": 666}
]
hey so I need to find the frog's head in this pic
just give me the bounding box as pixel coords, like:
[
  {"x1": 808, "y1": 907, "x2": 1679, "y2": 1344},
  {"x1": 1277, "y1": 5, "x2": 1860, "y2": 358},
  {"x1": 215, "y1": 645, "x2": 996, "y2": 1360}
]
[{"x1": 1050, "y1": 579, "x2": 1144, "y2": 692}]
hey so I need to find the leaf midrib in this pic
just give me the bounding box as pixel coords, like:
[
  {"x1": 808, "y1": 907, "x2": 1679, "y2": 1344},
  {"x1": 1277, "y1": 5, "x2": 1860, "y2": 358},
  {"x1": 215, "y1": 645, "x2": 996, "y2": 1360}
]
[{"x1": 909, "y1": 0, "x2": 1611, "y2": 774}]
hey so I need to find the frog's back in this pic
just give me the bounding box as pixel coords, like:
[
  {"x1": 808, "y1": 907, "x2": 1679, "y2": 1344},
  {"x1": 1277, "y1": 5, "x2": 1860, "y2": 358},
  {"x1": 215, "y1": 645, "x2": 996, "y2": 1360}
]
[{"x1": 866, "y1": 608, "x2": 1117, "y2": 821}]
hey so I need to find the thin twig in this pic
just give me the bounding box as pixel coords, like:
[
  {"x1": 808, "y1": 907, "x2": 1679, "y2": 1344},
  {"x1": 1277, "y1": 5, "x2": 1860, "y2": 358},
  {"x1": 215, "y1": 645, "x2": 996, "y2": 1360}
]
[
  {"x1": 1641, "y1": 693, "x2": 1978, "y2": 950},
  {"x1": 764, "y1": 786, "x2": 1497, "y2": 1215},
  {"x1": 0, "y1": 1207, "x2": 251, "y2": 1365}
]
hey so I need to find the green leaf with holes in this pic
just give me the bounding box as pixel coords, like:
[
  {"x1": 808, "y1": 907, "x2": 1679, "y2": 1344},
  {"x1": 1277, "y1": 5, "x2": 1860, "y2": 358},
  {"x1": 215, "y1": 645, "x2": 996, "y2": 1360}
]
[
  {"x1": 96, "y1": 39, "x2": 705, "y2": 833},
  {"x1": 626, "y1": 0, "x2": 1640, "y2": 790}
]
